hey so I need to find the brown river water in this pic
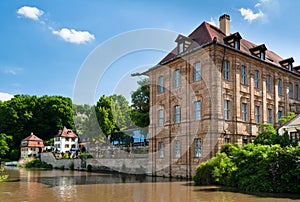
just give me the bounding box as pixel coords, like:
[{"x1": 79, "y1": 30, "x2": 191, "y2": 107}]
[{"x1": 0, "y1": 167, "x2": 299, "y2": 202}]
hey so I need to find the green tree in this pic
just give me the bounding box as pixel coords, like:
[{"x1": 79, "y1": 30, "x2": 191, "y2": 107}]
[
  {"x1": 130, "y1": 78, "x2": 150, "y2": 128},
  {"x1": 254, "y1": 124, "x2": 279, "y2": 145},
  {"x1": 0, "y1": 133, "x2": 12, "y2": 158},
  {"x1": 278, "y1": 111, "x2": 297, "y2": 125}
]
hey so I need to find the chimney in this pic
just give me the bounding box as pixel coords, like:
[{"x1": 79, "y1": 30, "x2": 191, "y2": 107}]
[{"x1": 219, "y1": 14, "x2": 230, "y2": 36}]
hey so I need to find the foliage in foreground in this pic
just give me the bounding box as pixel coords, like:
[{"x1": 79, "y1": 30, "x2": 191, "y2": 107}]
[
  {"x1": 194, "y1": 143, "x2": 300, "y2": 193},
  {"x1": 23, "y1": 159, "x2": 53, "y2": 170}
]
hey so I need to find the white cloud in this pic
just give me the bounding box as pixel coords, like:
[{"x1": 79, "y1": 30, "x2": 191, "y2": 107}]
[
  {"x1": 17, "y1": 6, "x2": 44, "y2": 21},
  {"x1": 0, "y1": 93, "x2": 14, "y2": 102},
  {"x1": 52, "y1": 28, "x2": 95, "y2": 44},
  {"x1": 3, "y1": 67, "x2": 23, "y2": 75},
  {"x1": 239, "y1": 8, "x2": 264, "y2": 23},
  {"x1": 207, "y1": 17, "x2": 217, "y2": 26}
]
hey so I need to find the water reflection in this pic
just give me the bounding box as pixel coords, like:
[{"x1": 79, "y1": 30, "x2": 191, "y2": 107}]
[{"x1": 0, "y1": 168, "x2": 299, "y2": 202}]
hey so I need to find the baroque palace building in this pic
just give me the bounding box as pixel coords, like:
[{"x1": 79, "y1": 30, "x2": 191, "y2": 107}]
[{"x1": 143, "y1": 14, "x2": 300, "y2": 178}]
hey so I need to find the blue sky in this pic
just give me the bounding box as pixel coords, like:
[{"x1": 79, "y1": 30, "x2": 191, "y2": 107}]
[{"x1": 1, "y1": 0, "x2": 299, "y2": 104}]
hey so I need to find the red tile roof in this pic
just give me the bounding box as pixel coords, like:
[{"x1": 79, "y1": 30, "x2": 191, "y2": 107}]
[
  {"x1": 158, "y1": 21, "x2": 285, "y2": 67},
  {"x1": 55, "y1": 127, "x2": 78, "y2": 138},
  {"x1": 21, "y1": 133, "x2": 44, "y2": 148}
]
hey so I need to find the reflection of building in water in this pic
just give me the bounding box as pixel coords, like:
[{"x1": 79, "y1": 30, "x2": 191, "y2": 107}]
[
  {"x1": 20, "y1": 132, "x2": 44, "y2": 158},
  {"x1": 142, "y1": 14, "x2": 300, "y2": 178}
]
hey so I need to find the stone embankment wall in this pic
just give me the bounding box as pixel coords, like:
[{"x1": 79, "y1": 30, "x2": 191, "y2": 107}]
[{"x1": 41, "y1": 152, "x2": 151, "y2": 175}]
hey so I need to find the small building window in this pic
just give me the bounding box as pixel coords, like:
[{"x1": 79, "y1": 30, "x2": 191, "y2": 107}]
[
  {"x1": 254, "y1": 70, "x2": 260, "y2": 88},
  {"x1": 224, "y1": 100, "x2": 230, "y2": 120},
  {"x1": 65, "y1": 144, "x2": 69, "y2": 148},
  {"x1": 223, "y1": 61, "x2": 230, "y2": 80},
  {"x1": 193, "y1": 62, "x2": 201, "y2": 82},
  {"x1": 278, "y1": 111, "x2": 282, "y2": 124},
  {"x1": 260, "y1": 51, "x2": 265, "y2": 60},
  {"x1": 158, "y1": 76, "x2": 164, "y2": 93},
  {"x1": 158, "y1": 141, "x2": 164, "y2": 158},
  {"x1": 194, "y1": 101, "x2": 201, "y2": 121},
  {"x1": 289, "y1": 83, "x2": 293, "y2": 99},
  {"x1": 178, "y1": 43, "x2": 184, "y2": 54},
  {"x1": 290, "y1": 132, "x2": 299, "y2": 142},
  {"x1": 225, "y1": 138, "x2": 230, "y2": 144},
  {"x1": 234, "y1": 40, "x2": 240, "y2": 49},
  {"x1": 158, "y1": 109, "x2": 164, "y2": 127},
  {"x1": 278, "y1": 79, "x2": 282, "y2": 95},
  {"x1": 267, "y1": 75, "x2": 272, "y2": 92},
  {"x1": 242, "y1": 139, "x2": 248, "y2": 146},
  {"x1": 174, "y1": 105, "x2": 181, "y2": 124},
  {"x1": 194, "y1": 139, "x2": 202, "y2": 158},
  {"x1": 174, "y1": 140, "x2": 181, "y2": 158},
  {"x1": 255, "y1": 106, "x2": 261, "y2": 124},
  {"x1": 295, "y1": 84, "x2": 299, "y2": 100},
  {"x1": 241, "y1": 66, "x2": 247, "y2": 85},
  {"x1": 268, "y1": 108, "x2": 273, "y2": 124},
  {"x1": 242, "y1": 103, "x2": 247, "y2": 122},
  {"x1": 173, "y1": 69, "x2": 180, "y2": 88}
]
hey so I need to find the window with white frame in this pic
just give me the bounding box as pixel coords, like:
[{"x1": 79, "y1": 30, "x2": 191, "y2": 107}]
[
  {"x1": 268, "y1": 108, "x2": 273, "y2": 124},
  {"x1": 158, "y1": 141, "x2": 164, "y2": 158},
  {"x1": 158, "y1": 76, "x2": 164, "y2": 93},
  {"x1": 278, "y1": 79, "x2": 282, "y2": 95},
  {"x1": 241, "y1": 66, "x2": 247, "y2": 85},
  {"x1": 289, "y1": 83, "x2": 293, "y2": 99},
  {"x1": 242, "y1": 103, "x2": 247, "y2": 122},
  {"x1": 255, "y1": 106, "x2": 261, "y2": 124},
  {"x1": 254, "y1": 70, "x2": 260, "y2": 88},
  {"x1": 194, "y1": 139, "x2": 202, "y2": 158},
  {"x1": 173, "y1": 69, "x2": 180, "y2": 88},
  {"x1": 224, "y1": 100, "x2": 230, "y2": 120},
  {"x1": 194, "y1": 101, "x2": 201, "y2": 121},
  {"x1": 193, "y1": 62, "x2": 201, "y2": 82},
  {"x1": 267, "y1": 75, "x2": 272, "y2": 92},
  {"x1": 158, "y1": 109, "x2": 164, "y2": 127},
  {"x1": 174, "y1": 140, "x2": 181, "y2": 158},
  {"x1": 223, "y1": 61, "x2": 230, "y2": 80},
  {"x1": 174, "y1": 105, "x2": 181, "y2": 124}
]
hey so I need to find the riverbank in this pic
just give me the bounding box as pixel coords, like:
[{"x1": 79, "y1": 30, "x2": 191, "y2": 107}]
[{"x1": 1, "y1": 167, "x2": 299, "y2": 202}]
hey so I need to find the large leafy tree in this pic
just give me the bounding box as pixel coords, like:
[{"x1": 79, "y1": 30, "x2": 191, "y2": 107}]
[
  {"x1": 95, "y1": 94, "x2": 132, "y2": 137},
  {"x1": 0, "y1": 95, "x2": 74, "y2": 151},
  {"x1": 130, "y1": 78, "x2": 150, "y2": 128}
]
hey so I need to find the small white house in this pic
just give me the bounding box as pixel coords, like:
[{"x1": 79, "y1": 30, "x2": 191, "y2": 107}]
[
  {"x1": 54, "y1": 127, "x2": 78, "y2": 153},
  {"x1": 278, "y1": 114, "x2": 300, "y2": 141}
]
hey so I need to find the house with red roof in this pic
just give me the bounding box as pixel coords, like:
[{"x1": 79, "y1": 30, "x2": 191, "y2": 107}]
[
  {"x1": 20, "y1": 133, "x2": 44, "y2": 158},
  {"x1": 54, "y1": 127, "x2": 78, "y2": 154},
  {"x1": 142, "y1": 14, "x2": 300, "y2": 177}
]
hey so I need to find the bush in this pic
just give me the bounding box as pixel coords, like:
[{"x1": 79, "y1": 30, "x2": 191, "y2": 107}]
[
  {"x1": 69, "y1": 162, "x2": 75, "y2": 170},
  {"x1": 193, "y1": 143, "x2": 300, "y2": 193},
  {"x1": 24, "y1": 159, "x2": 52, "y2": 170},
  {"x1": 78, "y1": 153, "x2": 93, "y2": 159}
]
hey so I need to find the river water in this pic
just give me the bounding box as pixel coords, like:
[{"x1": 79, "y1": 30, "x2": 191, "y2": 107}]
[{"x1": 0, "y1": 167, "x2": 299, "y2": 202}]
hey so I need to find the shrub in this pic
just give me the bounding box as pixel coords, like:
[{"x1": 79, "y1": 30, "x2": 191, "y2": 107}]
[
  {"x1": 87, "y1": 164, "x2": 92, "y2": 172},
  {"x1": 79, "y1": 153, "x2": 93, "y2": 159},
  {"x1": 69, "y1": 162, "x2": 75, "y2": 170},
  {"x1": 24, "y1": 159, "x2": 52, "y2": 170}
]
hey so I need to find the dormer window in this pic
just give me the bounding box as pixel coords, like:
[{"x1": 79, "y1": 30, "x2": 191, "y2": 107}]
[
  {"x1": 249, "y1": 44, "x2": 267, "y2": 61},
  {"x1": 178, "y1": 43, "x2": 184, "y2": 53},
  {"x1": 175, "y1": 34, "x2": 192, "y2": 54},
  {"x1": 224, "y1": 32, "x2": 242, "y2": 50},
  {"x1": 260, "y1": 51, "x2": 265, "y2": 60},
  {"x1": 279, "y1": 57, "x2": 294, "y2": 71}
]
